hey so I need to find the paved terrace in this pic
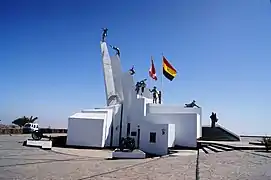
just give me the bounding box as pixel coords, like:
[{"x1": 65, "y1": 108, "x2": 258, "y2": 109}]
[{"x1": 0, "y1": 134, "x2": 271, "y2": 180}]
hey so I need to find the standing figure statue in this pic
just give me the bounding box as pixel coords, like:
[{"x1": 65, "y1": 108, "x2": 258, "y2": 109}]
[
  {"x1": 101, "y1": 28, "x2": 108, "y2": 42},
  {"x1": 158, "y1": 91, "x2": 162, "y2": 104},
  {"x1": 109, "y1": 45, "x2": 120, "y2": 57},
  {"x1": 184, "y1": 100, "x2": 200, "y2": 108},
  {"x1": 149, "y1": 86, "x2": 158, "y2": 104},
  {"x1": 135, "y1": 81, "x2": 141, "y2": 94},
  {"x1": 139, "y1": 79, "x2": 147, "y2": 95},
  {"x1": 210, "y1": 112, "x2": 218, "y2": 128},
  {"x1": 129, "y1": 65, "x2": 135, "y2": 75}
]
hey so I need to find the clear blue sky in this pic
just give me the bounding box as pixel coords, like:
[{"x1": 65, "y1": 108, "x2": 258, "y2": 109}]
[{"x1": 1, "y1": 0, "x2": 271, "y2": 135}]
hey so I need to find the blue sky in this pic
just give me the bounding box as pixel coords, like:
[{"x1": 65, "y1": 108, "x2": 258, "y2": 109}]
[{"x1": 1, "y1": 0, "x2": 271, "y2": 135}]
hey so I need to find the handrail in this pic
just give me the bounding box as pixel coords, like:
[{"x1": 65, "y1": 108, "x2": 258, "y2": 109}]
[{"x1": 215, "y1": 123, "x2": 240, "y2": 140}]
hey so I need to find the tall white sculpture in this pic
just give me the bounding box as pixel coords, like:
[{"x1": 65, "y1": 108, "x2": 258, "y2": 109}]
[
  {"x1": 101, "y1": 42, "x2": 119, "y2": 106},
  {"x1": 67, "y1": 29, "x2": 202, "y2": 155}
]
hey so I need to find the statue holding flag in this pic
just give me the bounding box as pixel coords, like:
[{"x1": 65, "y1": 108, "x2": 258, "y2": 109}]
[{"x1": 139, "y1": 79, "x2": 147, "y2": 95}]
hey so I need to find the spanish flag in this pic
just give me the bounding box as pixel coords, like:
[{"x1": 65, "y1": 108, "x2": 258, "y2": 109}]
[{"x1": 163, "y1": 56, "x2": 177, "y2": 81}]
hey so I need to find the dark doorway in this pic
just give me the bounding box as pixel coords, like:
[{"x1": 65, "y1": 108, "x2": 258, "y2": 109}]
[
  {"x1": 137, "y1": 128, "x2": 140, "y2": 148},
  {"x1": 127, "y1": 123, "x2": 131, "y2": 137}
]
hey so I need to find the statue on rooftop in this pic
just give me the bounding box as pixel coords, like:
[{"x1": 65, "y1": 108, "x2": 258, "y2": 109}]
[
  {"x1": 135, "y1": 81, "x2": 140, "y2": 94},
  {"x1": 184, "y1": 100, "x2": 200, "y2": 108},
  {"x1": 210, "y1": 112, "x2": 218, "y2": 128},
  {"x1": 101, "y1": 28, "x2": 108, "y2": 42},
  {"x1": 109, "y1": 45, "x2": 120, "y2": 57},
  {"x1": 158, "y1": 91, "x2": 162, "y2": 104},
  {"x1": 149, "y1": 86, "x2": 158, "y2": 104},
  {"x1": 139, "y1": 79, "x2": 147, "y2": 95}
]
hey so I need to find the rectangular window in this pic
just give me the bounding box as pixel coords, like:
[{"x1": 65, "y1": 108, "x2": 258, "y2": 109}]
[
  {"x1": 131, "y1": 131, "x2": 137, "y2": 136},
  {"x1": 149, "y1": 132, "x2": 156, "y2": 143}
]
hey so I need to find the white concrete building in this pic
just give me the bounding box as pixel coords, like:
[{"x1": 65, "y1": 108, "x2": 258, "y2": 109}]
[{"x1": 66, "y1": 41, "x2": 202, "y2": 156}]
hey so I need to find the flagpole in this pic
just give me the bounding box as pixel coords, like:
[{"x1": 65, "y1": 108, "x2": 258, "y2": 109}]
[
  {"x1": 149, "y1": 56, "x2": 152, "y2": 92},
  {"x1": 161, "y1": 53, "x2": 164, "y2": 104}
]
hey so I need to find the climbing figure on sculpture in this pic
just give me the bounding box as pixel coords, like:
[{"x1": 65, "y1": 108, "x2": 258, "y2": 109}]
[
  {"x1": 101, "y1": 28, "x2": 108, "y2": 42},
  {"x1": 135, "y1": 82, "x2": 141, "y2": 94},
  {"x1": 149, "y1": 86, "x2": 158, "y2": 104},
  {"x1": 109, "y1": 45, "x2": 120, "y2": 57},
  {"x1": 184, "y1": 100, "x2": 200, "y2": 108},
  {"x1": 129, "y1": 65, "x2": 135, "y2": 75},
  {"x1": 139, "y1": 79, "x2": 147, "y2": 95},
  {"x1": 210, "y1": 112, "x2": 218, "y2": 128}
]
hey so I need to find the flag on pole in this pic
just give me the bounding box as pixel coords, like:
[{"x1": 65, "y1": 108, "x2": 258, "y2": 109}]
[
  {"x1": 162, "y1": 56, "x2": 177, "y2": 81},
  {"x1": 149, "y1": 57, "x2": 157, "y2": 80}
]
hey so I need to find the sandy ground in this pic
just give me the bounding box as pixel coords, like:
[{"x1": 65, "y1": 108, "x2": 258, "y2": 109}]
[{"x1": 0, "y1": 134, "x2": 271, "y2": 180}]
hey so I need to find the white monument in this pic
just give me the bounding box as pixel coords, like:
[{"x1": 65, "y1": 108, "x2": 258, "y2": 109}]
[{"x1": 66, "y1": 31, "x2": 202, "y2": 156}]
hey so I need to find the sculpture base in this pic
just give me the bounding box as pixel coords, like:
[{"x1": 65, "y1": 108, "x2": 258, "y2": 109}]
[
  {"x1": 25, "y1": 139, "x2": 52, "y2": 150},
  {"x1": 112, "y1": 149, "x2": 146, "y2": 159}
]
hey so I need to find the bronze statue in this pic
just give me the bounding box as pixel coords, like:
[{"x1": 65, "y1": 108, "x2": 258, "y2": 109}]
[
  {"x1": 119, "y1": 137, "x2": 136, "y2": 152},
  {"x1": 184, "y1": 100, "x2": 200, "y2": 108},
  {"x1": 129, "y1": 65, "x2": 135, "y2": 75},
  {"x1": 135, "y1": 81, "x2": 140, "y2": 94},
  {"x1": 109, "y1": 45, "x2": 120, "y2": 57},
  {"x1": 149, "y1": 86, "x2": 158, "y2": 104},
  {"x1": 139, "y1": 79, "x2": 147, "y2": 95},
  {"x1": 158, "y1": 91, "x2": 161, "y2": 104},
  {"x1": 101, "y1": 28, "x2": 108, "y2": 42},
  {"x1": 210, "y1": 112, "x2": 218, "y2": 128}
]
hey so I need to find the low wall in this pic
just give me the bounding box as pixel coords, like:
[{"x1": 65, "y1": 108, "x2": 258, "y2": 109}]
[{"x1": 0, "y1": 128, "x2": 68, "y2": 134}]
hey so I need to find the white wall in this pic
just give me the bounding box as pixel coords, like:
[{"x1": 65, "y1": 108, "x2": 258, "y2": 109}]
[
  {"x1": 197, "y1": 114, "x2": 201, "y2": 138},
  {"x1": 146, "y1": 104, "x2": 202, "y2": 139},
  {"x1": 139, "y1": 121, "x2": 169, "y2": 156},
  {"x1": 111, "y1": 104, "x2": 122, "y2": 147},
  {"x1": 81, "y1": 108, "x2": 114, "y2": 147},
  {"x1": 111, "y1": 55, "x2": 124, "y2": 102},
  {"x1": 145, "y1": 113, "x2": 198, "y2": 147},
  {"x1": 168, "y1": 124, "x2": 175, "y2": 147},
  {"x1": 121, "y1": 72, "x2": 136, "y2": 138},
  {"x1": 67, "y1": 118, "x2": 104, "y2": 147}
]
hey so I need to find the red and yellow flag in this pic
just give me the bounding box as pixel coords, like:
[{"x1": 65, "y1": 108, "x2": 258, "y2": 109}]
[{"x1": 162, "y1": 56, "x2": 177, "y2": 81}]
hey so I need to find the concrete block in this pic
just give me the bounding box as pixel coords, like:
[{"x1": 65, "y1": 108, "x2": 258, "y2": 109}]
[
  {"x1": 112, "y1": 149, "x2": 146, "y2": 159},
  {"x1": 26, "y1": 139, "x2": 52, "y2": 150}
]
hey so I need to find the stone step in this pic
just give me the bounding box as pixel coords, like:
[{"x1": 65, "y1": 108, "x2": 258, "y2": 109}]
[
  {"x1": 209, "y1": 144, "x2": 234, "y2": 151},
  {"x1": 204, "y1": 145, "x2": 223, "y2": 153},
  {"x1": 200, "y1": 146, "x2": 211, "y2": 154}
]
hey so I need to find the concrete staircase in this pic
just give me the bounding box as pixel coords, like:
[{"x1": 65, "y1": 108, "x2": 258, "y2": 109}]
[
  {"x1": 199, "y1": 143, "x2": 234, "y2": 154},
  {"x1": 200, "y1": 125, "x2": 240, "y2": 141}
]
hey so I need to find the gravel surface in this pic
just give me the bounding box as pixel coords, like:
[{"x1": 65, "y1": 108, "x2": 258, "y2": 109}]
[
  {"x1": 1, "y1": 135, "x2": 271, "y2": 180},
  {"x1": 199, "y1": 150, "x2": 271, "y2": 180}
]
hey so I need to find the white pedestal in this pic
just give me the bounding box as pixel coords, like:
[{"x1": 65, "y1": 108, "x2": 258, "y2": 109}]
[
  {"x1": 26, "y1": 139, "x2": 52, "y2": 150},
  {"x1": 112, "y1": 149, "x2": 146, "y2": 159}
]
